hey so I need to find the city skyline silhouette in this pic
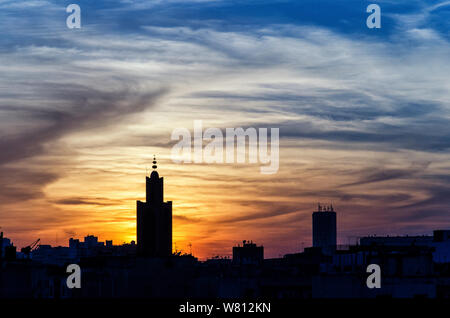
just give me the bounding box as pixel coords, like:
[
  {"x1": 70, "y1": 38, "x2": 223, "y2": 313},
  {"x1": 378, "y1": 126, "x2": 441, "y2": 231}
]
[
  {"x1": 1, "y1": 153, "x2": 449, "y2": 260},
  {"x1": 1, "y1": 157, "x2": 447, "y2": 262},
  {"x1": 0, "y1": 1, "x2": 449, "y2": 302},
  {"x1": 1, "y1": 162, "x2": 449, "y2": 299}
]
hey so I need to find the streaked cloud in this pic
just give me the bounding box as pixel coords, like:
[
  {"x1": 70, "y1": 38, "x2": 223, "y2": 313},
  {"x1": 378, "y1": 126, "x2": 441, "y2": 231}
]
[{"x1": 0, "y1": 0, "x2": 448, "y2": 258}]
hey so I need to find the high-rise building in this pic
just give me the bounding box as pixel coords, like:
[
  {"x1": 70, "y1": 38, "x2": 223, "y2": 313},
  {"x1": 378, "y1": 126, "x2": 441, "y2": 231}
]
[
  {"x1": 137, "y1": 157, "x2": 172, "y2": 257},
  {"x1": 312, "y1": 204, "x2": 336, "y2": 255}
]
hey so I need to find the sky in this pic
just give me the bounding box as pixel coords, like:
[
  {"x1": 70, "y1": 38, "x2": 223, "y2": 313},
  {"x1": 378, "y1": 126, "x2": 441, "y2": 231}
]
[{"x1": 0, "y1": 0, "x2": 449, "y2": 259}]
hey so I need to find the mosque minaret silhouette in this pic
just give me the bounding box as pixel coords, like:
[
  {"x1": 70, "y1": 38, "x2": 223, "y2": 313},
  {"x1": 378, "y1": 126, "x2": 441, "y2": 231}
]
[{"x1": 137, "y1": 156, "x2": 172, "y2": 256}]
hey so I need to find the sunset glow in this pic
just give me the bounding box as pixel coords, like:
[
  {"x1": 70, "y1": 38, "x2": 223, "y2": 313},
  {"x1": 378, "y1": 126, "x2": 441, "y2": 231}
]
[{"x1": 1, "y1": 0, "x2": 449, "y2": 260}]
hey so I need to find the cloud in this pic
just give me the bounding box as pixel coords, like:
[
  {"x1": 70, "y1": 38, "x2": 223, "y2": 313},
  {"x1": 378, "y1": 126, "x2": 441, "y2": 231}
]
[
  {"x1": 173, "y1": 214, "x2": 203, "y2": 223},
  {"x1": 0, "y1": 0, "x2": 449, "y2": 256},
  {"x1": 343, "y1": 163, "x2": 429, "y2": 186},
  {"x1": 0, "y1": 167, "x2": 58, "y2": 204},
  {"x1": 213, "y1": 203, "x2": 301, "y2": 224},
  {"x1": 0, "y1": 84, "x2": 167, "y2": 165},
  {"x1": 0, "y1": 84, "x2": 167, "y2": 213},
  {"x1": 50, "y1": 197, "x2": 119, "y2": 206},
  {"x1": 428, "y1": 1, "x2": 450, "y2": 12}
]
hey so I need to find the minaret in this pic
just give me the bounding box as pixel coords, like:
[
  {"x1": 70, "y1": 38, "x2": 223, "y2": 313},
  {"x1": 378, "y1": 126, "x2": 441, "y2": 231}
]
[
  {"x1": 137, "y1": 156, "x2": 172, "y2": 257},
  {"x1": 146, "y1": 156, "x2": 163, "y2": 203}
]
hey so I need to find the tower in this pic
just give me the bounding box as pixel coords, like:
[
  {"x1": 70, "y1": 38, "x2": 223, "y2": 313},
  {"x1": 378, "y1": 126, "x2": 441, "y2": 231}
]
[
  {"x1": 312, "y1": 203, "x2": 336, "y2": 255},
  {"x1": 137, "y1": 156, "x2": 172, "y2": 257}
]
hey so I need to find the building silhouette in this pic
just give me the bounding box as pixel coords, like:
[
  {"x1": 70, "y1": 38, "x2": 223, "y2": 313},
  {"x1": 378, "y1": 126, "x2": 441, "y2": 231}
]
[
  {"x1": 136, "y1": 157, "x2": 172, "y2": 256},
  {"x1": 1, "y1": 196, "x2": 450, "y2": 299},
  {"x1": 232, "y1": 240, "x2": 264, "y2": 265},
  {"x1": 312, "y1": 204, "x2": 336, "y2": 255}
]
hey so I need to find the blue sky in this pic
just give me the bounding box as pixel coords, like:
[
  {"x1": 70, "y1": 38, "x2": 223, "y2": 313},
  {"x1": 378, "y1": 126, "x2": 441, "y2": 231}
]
[{"x1": 0, "y1": 0, "x2": 449, "y2": 257}]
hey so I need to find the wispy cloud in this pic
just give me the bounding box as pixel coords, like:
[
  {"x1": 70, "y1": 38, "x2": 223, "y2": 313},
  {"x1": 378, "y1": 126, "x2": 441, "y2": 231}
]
[{"x1": 0, "y1": 0, "x2": 449, "y2": 257}]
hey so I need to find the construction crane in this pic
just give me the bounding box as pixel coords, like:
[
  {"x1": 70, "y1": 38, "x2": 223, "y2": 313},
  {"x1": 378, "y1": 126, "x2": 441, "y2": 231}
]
[{"x1": 21, "y1": 238, "x2": 40, "y2": 256}]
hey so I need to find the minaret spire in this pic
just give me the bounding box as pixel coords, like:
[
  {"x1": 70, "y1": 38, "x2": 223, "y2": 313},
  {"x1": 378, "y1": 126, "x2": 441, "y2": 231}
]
[{"x1": 152, "y1": 155, "x2": 157, "y2": 170}]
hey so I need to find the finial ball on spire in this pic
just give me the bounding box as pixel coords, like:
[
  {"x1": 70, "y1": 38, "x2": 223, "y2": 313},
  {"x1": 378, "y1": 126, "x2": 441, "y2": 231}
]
[{"x1": 152, "y1": 155, "x2": 157, "y2": 170}]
